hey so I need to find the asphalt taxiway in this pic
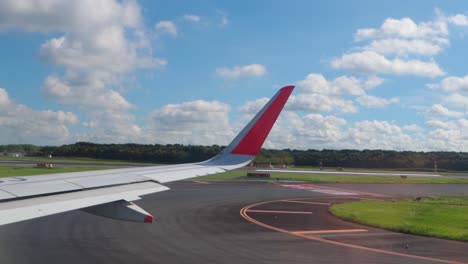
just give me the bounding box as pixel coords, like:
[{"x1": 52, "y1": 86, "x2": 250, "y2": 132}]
[{"x1": 0, "y1": 181, "x2": 467, "y2": 264}]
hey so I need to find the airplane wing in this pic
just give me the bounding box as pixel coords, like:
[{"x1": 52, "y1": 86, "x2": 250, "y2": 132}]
[{"x1": 0, "y1": 85, "x2": 294, "y2": 226}]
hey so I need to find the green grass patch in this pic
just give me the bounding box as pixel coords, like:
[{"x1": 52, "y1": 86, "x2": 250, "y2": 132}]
[
  {"x1": 196, "y1": 171, "x2": 468, "y2": 184},
  {"x1": 0, "y1": 156, "x2": 156, "y2": 165},
  {"x1": 330, "y1": 197, "x2": 468, "y2": 241},
  {"x1": 0, "y1": 166, "x2": 113, "y2": 177}
]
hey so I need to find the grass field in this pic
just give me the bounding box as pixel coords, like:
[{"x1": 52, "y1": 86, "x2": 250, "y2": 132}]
[
  {"x1": 197, "y1": 171, "x2": 468, "y2": 184},
  {"x1": 0, "y1": 166, "x2": 113, "y2": 177},
  {"x1": 2, "y1": 159, "x2": 468, "y2": 184},
  {"x1": 0, "y1": 156, "x2": 155, "y2": 165},
  {"x1": 330, "y1": 197, "x2": 468, "y2": 241}
]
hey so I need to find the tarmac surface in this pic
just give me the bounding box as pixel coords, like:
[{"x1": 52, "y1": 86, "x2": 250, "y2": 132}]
[{"x1": 0, "y1": 181, "x2": 467, "y2": 264}]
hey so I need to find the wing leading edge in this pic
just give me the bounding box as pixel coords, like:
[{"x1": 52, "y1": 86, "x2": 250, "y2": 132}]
[{"x1": 0, "y1": 85, "x2": 294, "y2": 226}]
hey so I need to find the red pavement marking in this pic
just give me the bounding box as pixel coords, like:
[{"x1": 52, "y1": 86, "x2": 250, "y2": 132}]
[
  {"x1": 246, "y1": 209, "x2": 313, "y2": 215},
  {"x1": 292, "y1": 229, "x2": 368, "y2": 235}
]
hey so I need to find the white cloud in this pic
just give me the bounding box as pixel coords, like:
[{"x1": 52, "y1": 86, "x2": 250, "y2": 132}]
[
  {"x1": 0, "y1": 0, "x2": 166, "y2": 143},
  {"x1": 287, "y1": 73, "x2": 388, "y2": 114},
  {"x1": 0, "y1": 88, "x2": 77, "y2": 145},
  {"x1": 364, "y1": 76, "x2": 385, "y2": 89},
  {"x1": 448, "y1": 14, "x2": 468, "y2": 26},
  {"x1": 426, "y1": 119, "x2": 455, "y2": 129},
  {"x1": 425, "y1": 104, "x2": 463, "y2": 118},
  {"x1": 356, "y1": 95, "x2": 399, "y2": 108},
  {"x1": 342, "y1": 120, "x2": 414, "y2": 150},
  {"x1": 183, "y1": 14, "x2": 201, "y2": 23},
  {"x1": 146, "y1": 100, "x2": 234, "y2": 145},
  {"x1": 264, "y1": 112, "x2": 347, "y2": 149},
  {"x1": 403, "y1": 124, "x2": 423, "y2": 132},
  {"x1": 287, "y1": 94, "x2": 358, "y2": 114},
  {"x1": 362, "y1": 39, "x2": 443, "y2": 56},
  {"x1": 0, "y1": 0, "x2": 142, "y2": 32},
  {"x1": 444, "y1": 93, "x2": 468, "y2": 107},
  {"x1": 297, "y1": 73, "x2": 383, "y2": 96},
  {"x1": 331, "y1": 51, "x2": 444, "y2": 77},
  {"x1": 216, "y1": 64, "x2": 267, "y2": 78},
  {"x1": 42, "y1": 73, "x2": 134, "y2": 110},
  {"x1": 264, "y1": 112, "x2": 418, "y2": 151},
  {"x1": 427, "y1": 75, "x2": 468, "y2": 92},
  {"x1": 239, "y1": 97, "x2": 269, "y2": 114},
  {"x1": 0, "y1": 88, "x2": 10, "y2": 105},
  {"x1": 155, "y1": 20, "x2": 178, "y2": 36},
  {"x1": 424, "y1": 118, "x2": 468, "y2": 151},
  {"x1": 354, "y1": 17, "x2": 448, "y2": 41}
]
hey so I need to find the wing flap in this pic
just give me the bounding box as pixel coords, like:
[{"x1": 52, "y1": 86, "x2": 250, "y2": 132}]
[
  {"x1": 0, "y1": 190, "x2": 15, "y2": 200},
  {"x1": 1, "y1": 180, "x2": 83, "y2": 198},
  {"x1": 0, "y1": 182, "x2": 168, "y2": 226},
  {"x1": 143, "y1": 165, "x2": 226, "y2": 183},
  {"x1": 66, "y1": 174, "x2": 146, "y2": 189}
]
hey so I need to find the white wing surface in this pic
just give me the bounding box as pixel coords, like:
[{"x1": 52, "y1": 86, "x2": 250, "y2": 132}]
[{"x1": 0, "y1": 86, "x2": 294, "y2": 226}]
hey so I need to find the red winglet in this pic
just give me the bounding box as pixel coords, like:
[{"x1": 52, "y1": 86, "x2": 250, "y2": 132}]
[
  {"x1": 230, "y1": 85, "x2": 294, "y2": 156},
  {"x1": 144, "y1": 215, "x2": 154, "y2": 223}
]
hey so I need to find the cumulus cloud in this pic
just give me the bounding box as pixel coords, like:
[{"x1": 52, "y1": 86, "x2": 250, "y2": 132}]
[
  {"x1": 0, "y1": 0, "x2": 167, "y2": 143},
  {"x1": 334, "y1": 15, "x2": 450, "y2": 79},
  {"x1": 331, "y1": 51, "x2": 444, "y2": 77},
  {"x1": 288, "y1": 73, "x2": 391, "y2": 113},
  {"x1": 448, "y1": 14, "x2": 468, "y2": 26},
  {"x1": 238, "y1": 97, "x2": 269, "y2": 114},
  {"x1": 356, "y1": 95, "x2": 399, "y2": 108},
  {"x1": 403, "y1": 124, "x2": 423, "y2": 132},
  {"x1": 263, "y1": 112, "x2": 347, "y2": 149},
  {"x1": 354, "y1": 17, "x2": 448, "y2": 41},
  {"x1": 183, "y1": 14, "x2": 201, "y2": 23},
  {"x1": 297, "y1": 73, "x2": 383, "y2": 96},
  {"x1": 362, "y1": 39, "x2": 443, "y2": 56},
  {"x1": 155, "y1": 20, "x2": 178, "y2": 36},
  {"x1": 264, "y1": 112, "x2": 418, "y2": 151},
  {"x1": 0, "y1": 0, "x2": 142, "y2": 32},
  {"x1": 0, "y1": 88, "x2": 10, "y2": 105},
  {"x1": 287, "y1": 94, "x2": 358, "y2": 114},
  {"x1": 427, "y1": 75, "x2": 468, "y2": 92},
  {"x1": 0, "y1": 88, "x2": 77, "y2": 144},
  {"x1": 216, "y1": 64, "x2": 267, "y2": 78},
  {"x1": 444, "y1": 93, "x2": 468, "y2": 107},
  {"x1": 424, "y1": 118, "x2": 468, "y2": 151},
  {"x1": 341, "y1": 120, "x2": 414, "y2": 150},
  {"x1": 146, "y1": 100, "x2": 234, "y2": 145},
  {"x1": 425, "y1": 104, "x2": 463, "y2": 118}
]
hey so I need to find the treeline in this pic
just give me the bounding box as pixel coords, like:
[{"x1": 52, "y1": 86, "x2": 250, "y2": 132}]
[
  {"x1": 36, "y1": 142, "x2": 224, "y2": 164},
  {"x1": 2, "y1": 143, "x2": 468, "y2": 171}
]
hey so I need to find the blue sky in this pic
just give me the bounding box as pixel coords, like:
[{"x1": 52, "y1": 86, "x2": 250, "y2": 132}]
[{"x1": 1, "y1": 0, "x2": 468, "y2": 151}]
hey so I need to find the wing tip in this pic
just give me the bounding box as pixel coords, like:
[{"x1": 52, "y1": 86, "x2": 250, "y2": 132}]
[
  {"x1": 229, "y1": 85, "x2": 294, "y2": 156},
  {"x1": 144, "y1": 215, "x2": 154, "y2": 223},
  {"x1": 280, "y1": 85, "x2": 295, "y2": 92}
]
